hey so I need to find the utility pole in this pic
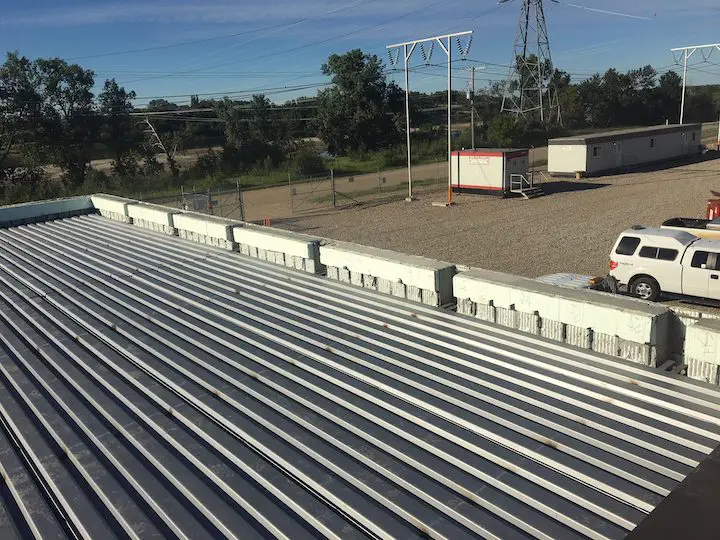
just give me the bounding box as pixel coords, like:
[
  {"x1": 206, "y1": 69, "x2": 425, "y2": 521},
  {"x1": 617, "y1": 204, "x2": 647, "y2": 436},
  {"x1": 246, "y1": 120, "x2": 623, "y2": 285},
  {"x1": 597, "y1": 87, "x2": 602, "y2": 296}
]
[
  {"x1": 671, "y1": 43, "x2": 720, "y2": 125},
  {"x1": 465, "y1": 65, "x2": 485, "y2": 149},
  {"x1": 387, "y1": 30, "x2": 473, "y2": 203},
  {"x1": 469, "y1": 66, "x2": 475, "y2": 149}
]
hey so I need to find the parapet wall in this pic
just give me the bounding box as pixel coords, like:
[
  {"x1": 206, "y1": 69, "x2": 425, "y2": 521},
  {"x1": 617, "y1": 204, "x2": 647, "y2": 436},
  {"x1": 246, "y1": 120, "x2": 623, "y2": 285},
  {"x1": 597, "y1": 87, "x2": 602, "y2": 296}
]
[
  {"x1": 91, "y1": 194, "x2": 135, "y2": 223},
  {"x1": 454, "y1": 268, "x2": 673, "y2": 367},
  {"x1": 127, "y1": 202, "x2": 179, "y2": 235},
  {"x1": 233, "y1": 225, "x2": 322, "y2": 274},
  {"x1": 0, "y1": 196, "x2": 93, "y2": 228},
  {"x1": 320, "y1": 241, "x2": 456, "y2": 307},
  {"x1": 683, "y1": 318, "x2": 720, "y2": 385},
  {"x1": 172, "y1": 213, "x2": 238, "y2": 250}
]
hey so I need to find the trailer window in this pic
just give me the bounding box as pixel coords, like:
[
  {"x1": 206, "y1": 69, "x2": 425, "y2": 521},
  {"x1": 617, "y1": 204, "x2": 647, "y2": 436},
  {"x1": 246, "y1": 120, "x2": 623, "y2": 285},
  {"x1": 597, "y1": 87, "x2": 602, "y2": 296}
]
[
  {"x1": 615, "y1": 236, "x2": 641, "y2": 255},
  {"x1": 592, "y1": 146, "x2": 601, "y2": 158},
  {"x1": 692, "y1": 132, "x2": 697, "y2": 141}
]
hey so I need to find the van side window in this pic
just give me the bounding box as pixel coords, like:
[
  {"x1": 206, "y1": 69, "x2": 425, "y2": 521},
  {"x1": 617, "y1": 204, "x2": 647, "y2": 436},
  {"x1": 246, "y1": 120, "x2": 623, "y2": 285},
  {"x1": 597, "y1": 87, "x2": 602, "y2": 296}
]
[
  {"x1": 639, "y1": 247, "x2": 658, "y2": 258},
  {"x1": 640, "y1": 246, "x2": 679, "y2": 260},
  {"x1": 658, "y1": 248, "x2": 679, "y2": 261},
  {"x1": 616, "y1": 236, "x2": 641, "y2": 255},
  {"x1": 692, "y1": 251, "x2": 710, "y2": 268}
]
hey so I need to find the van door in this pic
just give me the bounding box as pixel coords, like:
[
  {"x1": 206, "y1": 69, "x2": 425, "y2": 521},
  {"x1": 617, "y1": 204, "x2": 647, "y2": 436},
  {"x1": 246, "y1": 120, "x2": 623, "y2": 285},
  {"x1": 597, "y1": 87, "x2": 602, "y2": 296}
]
[
  {"x1": 683, "y1": 249, "x2": 711, "y2": 298},
  {"x1": 707, "y1": 252, "x2": 720, "y2": 300}
]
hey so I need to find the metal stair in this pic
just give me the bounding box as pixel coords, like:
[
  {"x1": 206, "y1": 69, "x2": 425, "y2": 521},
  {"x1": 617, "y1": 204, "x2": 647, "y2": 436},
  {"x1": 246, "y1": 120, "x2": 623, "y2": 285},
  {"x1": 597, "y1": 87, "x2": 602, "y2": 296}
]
[{"x1": 509, "y1": 173, "x2": 544, "y2": 200}]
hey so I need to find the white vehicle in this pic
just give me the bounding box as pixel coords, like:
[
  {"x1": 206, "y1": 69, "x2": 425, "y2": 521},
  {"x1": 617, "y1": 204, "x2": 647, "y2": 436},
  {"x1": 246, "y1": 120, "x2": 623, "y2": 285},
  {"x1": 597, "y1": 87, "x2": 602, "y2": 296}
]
[{"x1": 609, "y1": 226, "x2": 720, "y2": 302}]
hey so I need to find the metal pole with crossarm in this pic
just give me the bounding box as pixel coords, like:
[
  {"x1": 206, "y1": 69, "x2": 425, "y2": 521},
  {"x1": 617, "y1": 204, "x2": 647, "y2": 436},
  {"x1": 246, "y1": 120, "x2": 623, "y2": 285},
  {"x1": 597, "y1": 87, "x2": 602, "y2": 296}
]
[
  {"x1": 671, "y1": 43, "x2": 720, "y2": 125},
  {"x1": 387, "y1": 30, "x2": 473, "y2": 203}
]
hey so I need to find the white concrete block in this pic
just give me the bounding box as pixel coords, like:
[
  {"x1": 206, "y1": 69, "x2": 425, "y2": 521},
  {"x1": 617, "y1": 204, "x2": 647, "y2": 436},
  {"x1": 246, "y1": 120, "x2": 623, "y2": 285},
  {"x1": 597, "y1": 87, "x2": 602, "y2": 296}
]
[
  {"x1": 91, "y1": 194, "x2": 135, "y2": 219},
  {"x1": 0, "y1": 196, "x2": 94, "y2": 227},
  {"x1": 320, "y1": 240, "x2": 455, "y2": 305},
  {"x1": 127, "y1": 202, "x2": 178, "y2": 229},
  {"x1": 233, "y1": 226, "x2": 318, "y2": 259},
  {"x1": 684, "y1": 318, "x2": 720, "y2": 368},
  {"x1": 173, "y1": 212, "x2": 236, "y2": 241},
  {"x1": 453, "y1": 268, "x2": 671, "y2": 360},
  {"x1": 687, "y1": 359, "x2": 720, "y2": 385}
]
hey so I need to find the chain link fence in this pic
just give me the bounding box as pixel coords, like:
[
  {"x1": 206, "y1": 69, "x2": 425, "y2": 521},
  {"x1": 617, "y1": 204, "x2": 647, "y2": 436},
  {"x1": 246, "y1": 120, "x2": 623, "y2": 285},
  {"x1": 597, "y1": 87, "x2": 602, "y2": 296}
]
[{"x1": 131, "y1": 160, "x2": 448, "y2": 224}]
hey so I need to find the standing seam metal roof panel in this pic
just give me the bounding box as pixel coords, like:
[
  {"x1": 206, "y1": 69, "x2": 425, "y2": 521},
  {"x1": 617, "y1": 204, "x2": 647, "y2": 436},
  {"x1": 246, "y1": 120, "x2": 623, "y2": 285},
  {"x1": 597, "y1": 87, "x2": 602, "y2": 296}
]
[{"x1": 0, "y1": 214, "x2": 720, "y2": 539}]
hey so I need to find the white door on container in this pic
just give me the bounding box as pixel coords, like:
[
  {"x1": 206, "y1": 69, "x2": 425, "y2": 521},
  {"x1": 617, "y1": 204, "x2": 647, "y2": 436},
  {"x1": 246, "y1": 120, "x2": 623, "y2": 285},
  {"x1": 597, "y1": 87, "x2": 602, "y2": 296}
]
[{"x1": 614, "y1": 141, "x2": 622, "y2": 167}]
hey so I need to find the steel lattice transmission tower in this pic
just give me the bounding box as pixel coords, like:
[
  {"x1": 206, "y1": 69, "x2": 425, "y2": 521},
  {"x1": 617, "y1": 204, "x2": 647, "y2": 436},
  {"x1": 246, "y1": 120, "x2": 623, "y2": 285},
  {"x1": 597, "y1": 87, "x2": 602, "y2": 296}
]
[{"x1": 500, "y1": 0, "x2": 561, "y2": 124}]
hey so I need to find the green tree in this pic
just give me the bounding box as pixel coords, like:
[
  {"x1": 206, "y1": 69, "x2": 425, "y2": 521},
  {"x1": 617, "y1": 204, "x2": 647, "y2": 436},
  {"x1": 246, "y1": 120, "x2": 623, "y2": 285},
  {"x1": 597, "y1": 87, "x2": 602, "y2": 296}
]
[
  {"x1": 316, "y1": 49, "x2": 403, "y2": 155},
  {"x1": 97, "y1": 78, "x2": 139, "y2": 177},
  {"x1": 487, "y1": 114, "x2": 525, "y2": 147},
  {"x1": 0, "y1": 52, "x2": 41, "y2": 168},
  {"x1": 656, "y1": 71, "x2": 682, "y2": 123},
  {"x1": 35, "y1": 58, "x2": 97, "y2": 186}
]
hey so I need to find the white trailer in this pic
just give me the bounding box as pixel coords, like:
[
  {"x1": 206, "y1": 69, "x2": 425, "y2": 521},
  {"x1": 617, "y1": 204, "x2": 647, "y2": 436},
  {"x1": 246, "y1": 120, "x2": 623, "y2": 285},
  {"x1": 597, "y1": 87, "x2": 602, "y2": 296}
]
[
  {"x1": 548, "y1": 124, "x2": 703, "y2": 178},
  {"x1": 450, "y1": 148, "x2": 531, "y2": 197}
]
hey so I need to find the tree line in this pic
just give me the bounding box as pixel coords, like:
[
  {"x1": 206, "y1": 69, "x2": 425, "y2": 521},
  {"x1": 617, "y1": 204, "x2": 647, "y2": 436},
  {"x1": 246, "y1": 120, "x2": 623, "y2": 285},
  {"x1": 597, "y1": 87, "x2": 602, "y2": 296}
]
[{"x1": 1, "y1": 48, "x2": 718, "y2": 204}]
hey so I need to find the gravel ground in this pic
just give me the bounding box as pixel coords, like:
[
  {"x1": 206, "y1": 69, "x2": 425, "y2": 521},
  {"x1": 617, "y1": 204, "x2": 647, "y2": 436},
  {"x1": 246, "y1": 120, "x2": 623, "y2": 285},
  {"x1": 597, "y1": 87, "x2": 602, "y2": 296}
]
[{"x1": 277, "y1": 152, "x2": 720, "y2": 279}]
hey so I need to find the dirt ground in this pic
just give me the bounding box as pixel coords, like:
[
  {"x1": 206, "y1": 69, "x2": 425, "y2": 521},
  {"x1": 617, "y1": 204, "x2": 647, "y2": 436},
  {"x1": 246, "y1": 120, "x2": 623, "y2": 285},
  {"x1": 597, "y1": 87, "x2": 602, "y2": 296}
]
[{"x1": 270, "y1": 150, "x2": 720, "y2": 279}]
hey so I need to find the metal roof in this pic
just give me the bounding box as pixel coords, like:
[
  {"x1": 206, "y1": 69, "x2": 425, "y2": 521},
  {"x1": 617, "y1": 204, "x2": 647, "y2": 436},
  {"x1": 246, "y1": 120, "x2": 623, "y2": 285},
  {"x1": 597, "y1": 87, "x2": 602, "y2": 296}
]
[
  {"x1": 548, "y1": 124, "x2": 703, "y2": 145},
  {"x1": 1, "y1": 214, "x2": 720, "y2": 540}
]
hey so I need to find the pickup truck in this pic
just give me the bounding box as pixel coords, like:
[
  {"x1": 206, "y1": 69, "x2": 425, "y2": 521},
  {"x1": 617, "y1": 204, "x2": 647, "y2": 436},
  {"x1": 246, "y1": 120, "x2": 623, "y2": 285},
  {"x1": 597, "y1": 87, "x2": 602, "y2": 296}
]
[
  {"x1": 610, "y1": 226, "x2": 720, "y2": 301},
  {"x1": 661, "y1": 217, "x2": 720, "y2": 240}
]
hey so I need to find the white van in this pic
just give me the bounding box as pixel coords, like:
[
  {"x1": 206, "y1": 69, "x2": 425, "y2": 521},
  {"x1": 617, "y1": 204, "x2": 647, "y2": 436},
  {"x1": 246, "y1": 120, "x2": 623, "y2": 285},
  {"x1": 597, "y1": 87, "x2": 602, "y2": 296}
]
[{"x1": 609, "y1": 226, "x2": 720, "y2": 301}]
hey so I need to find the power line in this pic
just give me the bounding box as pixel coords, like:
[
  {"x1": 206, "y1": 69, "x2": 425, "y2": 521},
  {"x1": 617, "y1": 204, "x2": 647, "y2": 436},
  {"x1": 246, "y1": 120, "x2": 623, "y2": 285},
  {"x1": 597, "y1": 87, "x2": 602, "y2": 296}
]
[
  {"x1": 64, "y1": 22, "x2": 293, "y2": 61},
  {"x1": 118, "y1": 0, "x2": 448, "y2": 85}
]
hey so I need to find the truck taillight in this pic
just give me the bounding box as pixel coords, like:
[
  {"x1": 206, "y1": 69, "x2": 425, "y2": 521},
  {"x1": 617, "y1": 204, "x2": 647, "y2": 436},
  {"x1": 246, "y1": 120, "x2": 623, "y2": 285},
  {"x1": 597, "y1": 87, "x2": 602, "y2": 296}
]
[{"x1": 609, "y1": 260, "x2": 618, "y2": 271}]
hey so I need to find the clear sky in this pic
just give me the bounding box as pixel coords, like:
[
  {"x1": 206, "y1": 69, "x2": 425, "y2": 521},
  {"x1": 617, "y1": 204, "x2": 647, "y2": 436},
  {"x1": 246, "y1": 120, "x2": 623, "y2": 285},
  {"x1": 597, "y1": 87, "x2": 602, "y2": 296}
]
[{"x1": 1, "y1": 0, "x2": 719, "y2": 107}]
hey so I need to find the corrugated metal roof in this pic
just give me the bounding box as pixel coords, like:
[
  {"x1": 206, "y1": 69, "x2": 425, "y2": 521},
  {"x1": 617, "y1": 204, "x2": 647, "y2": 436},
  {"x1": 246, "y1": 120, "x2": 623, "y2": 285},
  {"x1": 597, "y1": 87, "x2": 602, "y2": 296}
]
[{"x1": 1, "y1": 214, "x2": 720, "y2": 540}]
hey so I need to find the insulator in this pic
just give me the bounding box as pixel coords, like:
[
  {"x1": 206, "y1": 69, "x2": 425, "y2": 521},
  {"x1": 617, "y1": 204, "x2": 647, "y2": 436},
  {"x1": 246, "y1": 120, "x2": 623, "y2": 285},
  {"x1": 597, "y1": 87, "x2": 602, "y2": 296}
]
[
  {"x1": 426, "y1": 42, "x2": 434, "y2": 63},
  {"x1": 419, "y1": 44, "x2": 428, "y2": 63}
]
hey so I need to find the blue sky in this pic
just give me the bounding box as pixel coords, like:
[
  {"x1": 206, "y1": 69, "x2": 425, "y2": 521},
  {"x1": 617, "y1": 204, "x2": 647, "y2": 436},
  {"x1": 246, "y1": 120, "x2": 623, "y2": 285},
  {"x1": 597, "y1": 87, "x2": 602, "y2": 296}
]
[{"x1": 1, "y1": 0, "x2": 719, "y2": 107}]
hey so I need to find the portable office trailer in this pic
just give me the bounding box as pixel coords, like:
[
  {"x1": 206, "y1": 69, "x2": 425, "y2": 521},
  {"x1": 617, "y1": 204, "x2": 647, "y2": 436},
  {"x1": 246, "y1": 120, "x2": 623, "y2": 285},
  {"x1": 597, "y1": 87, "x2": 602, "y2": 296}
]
[
  {"x1": 548, "y1": 124, "x2": 703, "y2": 177},
  {"x1": 450, "y1": 148, "x2": 529, "y2": 196}
]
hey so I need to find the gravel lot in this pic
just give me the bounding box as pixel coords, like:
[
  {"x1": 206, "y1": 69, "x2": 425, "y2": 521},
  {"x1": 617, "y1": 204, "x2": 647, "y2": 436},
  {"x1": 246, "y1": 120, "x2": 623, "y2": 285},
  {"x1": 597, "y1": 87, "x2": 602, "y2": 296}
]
[{"x1": 276, "y1": 151, "x2": 720, "y2": 278}]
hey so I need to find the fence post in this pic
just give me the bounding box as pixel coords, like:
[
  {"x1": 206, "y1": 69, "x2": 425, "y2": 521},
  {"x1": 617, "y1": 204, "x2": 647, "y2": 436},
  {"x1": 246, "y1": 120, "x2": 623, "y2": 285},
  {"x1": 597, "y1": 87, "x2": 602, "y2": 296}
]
[
  {"x1": 378, "y1": 170, "x2": 382, "y2": 196},
  {"x1": 331, "y1": 169, "x2": 336, "y2": 207},
  {"x1": 237, "y1": 178, "x2": 245, "y2": 222},
  {"x1": 289, "y1": 172, "x2": 294, "y2": 214}
]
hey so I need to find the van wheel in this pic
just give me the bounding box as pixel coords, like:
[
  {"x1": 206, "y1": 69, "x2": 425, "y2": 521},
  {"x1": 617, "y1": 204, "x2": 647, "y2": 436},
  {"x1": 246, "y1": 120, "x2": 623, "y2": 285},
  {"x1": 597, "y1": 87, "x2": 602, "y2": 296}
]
[{"x1": 630, "y1": 277, "x2": 660, "y2": 301}]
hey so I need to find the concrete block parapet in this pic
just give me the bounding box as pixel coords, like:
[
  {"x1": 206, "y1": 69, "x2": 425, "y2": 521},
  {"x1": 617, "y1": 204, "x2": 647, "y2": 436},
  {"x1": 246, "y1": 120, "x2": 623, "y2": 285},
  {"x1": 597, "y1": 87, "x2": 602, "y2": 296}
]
[
  {"x1": 684, "y1": 319, "x2": 720, "y2": 385},
  {"x1": 454, "y1": 268, "x2": 673, "y2": 367},
  {"x1": 232, "y1": 225, "x2": 322, "y2": 274},
  {"x1": 127, "y1": 203, "x2": 180, "y2": 235},
  {"x1": 173, "y1": 213, "x2": 239, "y2": 250},
  {"x1": 0, "y1": 196, "x2": 94, "y2": 228},
  {"x1": 90, "y1": 194, "x2": 136, "y2": 223},
  {"x1": 320, "y1": 241, "x2": 456, "y2": 307}
]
